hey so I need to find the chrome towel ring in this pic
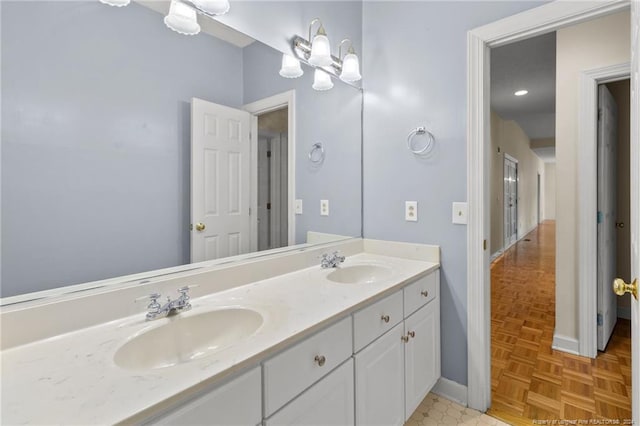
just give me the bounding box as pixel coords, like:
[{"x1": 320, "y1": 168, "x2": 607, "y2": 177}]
[
  {"x1": 407, "y1": 126, "x2": 435, "y2": 155},
  {"x1": 309, "y1": 142, "x2": 325, "y2": 164}
]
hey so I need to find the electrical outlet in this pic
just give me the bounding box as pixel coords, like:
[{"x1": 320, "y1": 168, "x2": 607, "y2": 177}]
[
  {"x1": 405, "y1": 201, "x2": 418, "y2": 222},
  {"x1": 295, "y1": 199, "x2": 303, "y2": 215},
  {"x1": 320, "y1": 199, "x2": 329, "y2": 216},
  {"x1": 452, "y1": 202, "x2": 468, "y2": 224}
]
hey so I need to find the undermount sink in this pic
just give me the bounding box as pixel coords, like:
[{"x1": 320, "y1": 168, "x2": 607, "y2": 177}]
[
  {"x1": 326, "y1": 264, "x2": 393, "y2": 284},
  {"x1": 114, "y1": 308, "x2": 263, "y2": 370}
]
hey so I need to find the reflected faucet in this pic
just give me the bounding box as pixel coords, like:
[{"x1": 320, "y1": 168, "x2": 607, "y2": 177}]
[
  {"x1": 138, "y1": 286, "x2": 195, "y2": 321},
  {"x1": 320, "y1": 251, "x2": 346, "y2": 268}
]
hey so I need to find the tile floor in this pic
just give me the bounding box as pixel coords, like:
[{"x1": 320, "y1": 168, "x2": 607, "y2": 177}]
[{"x1": 405, "y1": 393, "x2": 510, "y2": 426}]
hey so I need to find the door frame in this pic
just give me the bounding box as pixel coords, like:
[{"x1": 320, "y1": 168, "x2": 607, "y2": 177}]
[
  {"x1": 243, "y1": 90, "x2": 296, "y2": 251},
  {"x1": 578, "y1": 64, "x2": 630, "y2": 358},
  {"x1": 465, "y1": 0, "x2": 631, "y2": 411},
  {"x1": 503, "y1": 153, "x2": 519, "y2": 250}
]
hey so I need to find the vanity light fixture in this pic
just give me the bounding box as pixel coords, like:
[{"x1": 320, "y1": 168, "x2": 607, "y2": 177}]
[
  {"x1": 279, "y1": 54, "x2": 304, "y2": 78},
  {"x1": 191, "y1": 0, "x2": 230, "y2": 16},
  {"x1": 99, "y1": 0, "x2": 130, "y2": 6},
  {"x1": 307, "y1": 19, "x2": 333, "y2": 67},
  {"x1": 514, "y1": 89, "x2": 529, "y2": 96},
  {"x1": 312, "y1": 69, "x2": 334, "y2": 91},
  {"x1": 337, "y1": 39, "x2": 361, "y2": 82},
  {"x1": 164, "y1": 0, "x2": 201, "y2": 36}
]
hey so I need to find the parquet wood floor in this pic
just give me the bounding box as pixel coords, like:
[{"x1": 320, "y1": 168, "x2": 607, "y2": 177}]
[{"x1": 487, "y1": 221, "x2": 632, "y2": 426}]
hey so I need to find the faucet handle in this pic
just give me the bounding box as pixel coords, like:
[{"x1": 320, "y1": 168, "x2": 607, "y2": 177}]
[
  {"x1": 135, "y1": 293, "x2": 162, "y2": 312},
  {"x1": 177, "y1": 284, "x2": 198, "y2": 297}
]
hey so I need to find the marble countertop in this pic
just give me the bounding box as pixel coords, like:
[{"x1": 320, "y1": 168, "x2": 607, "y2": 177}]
[{"x1": 1, "y1": 252, "x2": 439, "y2": 425}]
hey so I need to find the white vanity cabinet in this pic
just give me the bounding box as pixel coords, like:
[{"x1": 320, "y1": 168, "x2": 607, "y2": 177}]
[
  {"x1": 149, "y1": 366, "x2": 261, "y2": 426},
  {"x1": 354, "y1": 269, "x2": 441, "y2": 425}
]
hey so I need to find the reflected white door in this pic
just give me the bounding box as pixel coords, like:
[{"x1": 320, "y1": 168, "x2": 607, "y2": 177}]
[
  {"x1": 191, "y1": 98, "x2": 252, "y2": 262},
  {"x1": 504, "y1": 156, "x2": 518, "y2": 248},
  {"x1": 597, "y1": 85, "x2": 618, "y2": 351}
]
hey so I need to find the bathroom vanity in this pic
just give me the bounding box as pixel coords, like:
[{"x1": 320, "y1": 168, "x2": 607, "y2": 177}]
[{"x1": 0, "y1": 238, "x2": 440, "y2": 425}]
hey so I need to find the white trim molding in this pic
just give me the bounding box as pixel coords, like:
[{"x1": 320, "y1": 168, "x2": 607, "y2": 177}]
[
  {"x1": 552, "y1": 333, "x2": 580, "y2": 356},
  {"x1": 432, "y1": 377, "x2": 468, "y2": 407},
  {"x1": 466, "y1": 0, "x2": 630, "y2": 412},
  {"x1": 578, "y1": 63, "x2": 630, "y2": 359}
]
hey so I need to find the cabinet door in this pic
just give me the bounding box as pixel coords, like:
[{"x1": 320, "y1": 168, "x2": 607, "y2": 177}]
[
  {"x1": 404, "y1": 301, "x2": 440, "y2": 421},
  {"x1": 265, "y1": 359, "x2": 354, "y2": 426},
  {"x1": 355, "y1": 322, "x2": 405, "y2": 426},
  {"x1": 150, "y1": 367, "x2": 261, "y2": 426}
]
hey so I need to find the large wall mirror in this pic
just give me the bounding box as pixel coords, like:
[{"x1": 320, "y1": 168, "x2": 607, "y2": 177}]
[{"x1": 0, "y1": 1, "x2": 363, "y2": 300}]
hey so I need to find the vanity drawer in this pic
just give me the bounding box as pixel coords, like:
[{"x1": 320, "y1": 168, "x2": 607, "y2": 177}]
[
  {"x1": 353, "y1": 290, "x2": 403, "y2": 352},
  {"x1": 263, "y1": 316, "x2": 353, "y2": 417},
  {"x1": 403, "y1": 269, "x2": 439, "y2": 317}
]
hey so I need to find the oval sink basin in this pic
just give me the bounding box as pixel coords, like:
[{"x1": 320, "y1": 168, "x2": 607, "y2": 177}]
[
  {"x1": 326, "y1": 264, "x2": 393, "y2": 284},
  {"x1": 114, "y1": 308, "x2": 263, "y2": 370}
]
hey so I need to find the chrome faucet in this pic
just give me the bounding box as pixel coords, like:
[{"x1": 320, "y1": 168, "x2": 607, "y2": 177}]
[
  {"x1": 320, "y1": 251, "x2": 346, "y2": 268},
  {"x1": 138, "y1": 286, "x2": 194, "y2": 321}
]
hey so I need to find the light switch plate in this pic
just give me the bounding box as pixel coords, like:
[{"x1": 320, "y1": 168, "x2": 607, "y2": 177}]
[
  {"x1": 295, "y1": 199, "x2": 303, "y2": 215},
  {"x1": 320, "y1": 199, "x2": 329, "y2": 216},
  {"x1": 452, "y1": 202, "x2": 468, "y2": 224},
  {"x1": 405, "y1": 201, "x2": 418, "y2": 222}
]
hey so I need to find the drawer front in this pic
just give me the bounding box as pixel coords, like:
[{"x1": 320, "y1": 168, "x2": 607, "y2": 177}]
[
  {"x1": 353, "y1": 290, "x2": 403, "y2": 352},
  {"x1": 403, "y1": 269, "x2": 439, "y2": 317},
  {"x1": 263, "y1": 316, "x2": 353, "y2": 416},
  {"x1": 265, "y1": 359, "x2": 354, "y2": 426},
  {"x1": 151, "y1": 367, "x2": 261, "y2": 426}
]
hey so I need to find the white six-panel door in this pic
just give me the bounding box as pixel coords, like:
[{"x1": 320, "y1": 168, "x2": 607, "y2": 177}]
[
  {"x1": 597, "y1": 84, "x2": 618, "y2": 351},
  {"x1": 191, "y1": 98, "x2": 252, "y2": 263}
]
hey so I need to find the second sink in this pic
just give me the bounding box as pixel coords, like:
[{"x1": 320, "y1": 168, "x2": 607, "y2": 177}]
[
  {"x1": 326, "y1": 264, "x2": 393, "y2": 284},
  {"x1": 114, "y1": 308, "x2": 263, "y2": 371}
]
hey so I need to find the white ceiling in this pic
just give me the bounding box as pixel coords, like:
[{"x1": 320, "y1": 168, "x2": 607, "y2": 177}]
[
  {"x1": 134, "y1": 0, "x2": 255, "y2": 47},
  {"x1": 490, "y1": 32, "x2": 556, "y2": 141}
]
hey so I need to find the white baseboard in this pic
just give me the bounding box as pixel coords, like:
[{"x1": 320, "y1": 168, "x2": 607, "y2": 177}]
[
  {"x1": 618, "y1": 306, "x2": 631, "y2": 320},
  {"x1": 431, "y1": 377, "x2": 468, "y2": 407},
  {"x1": 490, "y1": 251, "x2": 502, "y2": 261},
  {"x1": 552, "y1": 333, "x2": 580, "y2": 355}
]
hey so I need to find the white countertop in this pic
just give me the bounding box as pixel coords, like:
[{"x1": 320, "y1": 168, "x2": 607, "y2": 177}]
[{"x1": 1, "y1": 252, "x2": 438, "y2": 425}]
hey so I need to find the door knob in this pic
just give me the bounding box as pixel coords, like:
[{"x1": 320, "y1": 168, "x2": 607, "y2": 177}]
[
  {"x1": 195, "y1": 222, "x2": 206, "y2": 232},
  {"x1": 616, "y1": 222, "x2": 625, "y2": 229},
  {"x1": 613, "y1": 278, "x2": 638, "y2": 300}
]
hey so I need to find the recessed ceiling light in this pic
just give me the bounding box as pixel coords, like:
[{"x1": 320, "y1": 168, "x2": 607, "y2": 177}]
[{"x1": 514, "y1": 89, "x2": 529, "y2": 96}]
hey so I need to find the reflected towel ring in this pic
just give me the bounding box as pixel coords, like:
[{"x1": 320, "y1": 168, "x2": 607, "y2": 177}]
[
  {"x1": 407, "y1": 126, "x2": 435, "y2": 155},
  {"x1": 309, "y1": 142, "x2": 325, "y2": 164}
]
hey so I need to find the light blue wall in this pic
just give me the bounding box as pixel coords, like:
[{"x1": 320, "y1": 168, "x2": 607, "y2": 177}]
[
  {"x1": 361, "y1": 1, "x2": 547, "y2": 387},
  {"x1": 242, "y1": 42, "x2": 362, "y2": 243},
  {"x1": 1, "y1": 1, "x2": 243, "y2": 296}
]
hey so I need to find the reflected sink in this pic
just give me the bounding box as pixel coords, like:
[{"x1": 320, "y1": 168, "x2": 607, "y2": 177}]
[
  {"x1": 114, "y1": 308, "x2": 263, "y2": 370},
  {"x1": 326, "y1": 264, "x2": 393, "y2": 284}
]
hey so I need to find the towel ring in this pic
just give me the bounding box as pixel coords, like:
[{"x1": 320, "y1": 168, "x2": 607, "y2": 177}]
[
  {"x1": 407, "y1": 126, "x2": 435, "y2": 155},
  {"x1": 309, "y1": 142, "x2": 325, "y2": 164}
]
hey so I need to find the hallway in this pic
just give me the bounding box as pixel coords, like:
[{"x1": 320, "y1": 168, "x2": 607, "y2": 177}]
[{"x1": 487, "y1": 221, "x2": 632, "y2": 425}]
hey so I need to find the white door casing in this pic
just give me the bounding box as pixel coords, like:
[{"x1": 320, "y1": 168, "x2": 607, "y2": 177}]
[
  {"x1": 466, "y1": 0, "x2": 631, "y2": 412},
  {"x1": 503, "y1": 155, "x2": 518, "y2": 248},
  {"x1": 191, "y1": 98, "x2": 252, "y2": 263},
  {"x1": 597, "y1": 84, "x2": 619, "y2": 351}
]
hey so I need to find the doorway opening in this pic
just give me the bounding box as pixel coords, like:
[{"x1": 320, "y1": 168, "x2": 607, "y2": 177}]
[{"x1": 503, "y1": 154, "x2": 518, "y2": 250}]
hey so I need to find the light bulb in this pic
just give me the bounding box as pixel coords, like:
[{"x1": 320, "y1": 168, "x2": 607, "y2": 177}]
[
  {"x1": 339, "y1": 53, "x2": 361, "y2": 82},
  {"x1": 164, "y1": 0, "x2": 201, "y2": 36},
  {"x1": 308, "y1": 31, "x2": 332, "y2": 67},
  {"x1": 99, "y1": 0, "x2": 130, "y2": 6},
  {"x1": 312, "y1": 69, "x2": 333, "y2": 91},
  {"x1": 515, "y1": 89, "x2": 528, "y2": 96},
  {"x1": 279, "y1": 54, "x2": 304, "y2": 79},
  {"x1": 191, "y1": 0, "x2": 230, "y2": 15}
]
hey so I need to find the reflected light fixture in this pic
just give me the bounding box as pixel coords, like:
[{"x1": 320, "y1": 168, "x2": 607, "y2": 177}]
[
  {"x1": 337, "y1": 39, "x2": 361, "y2": 82},
  {"x1": 308, "y1": 19, "x2": 332, "y2": 67},
  {"x1": 312, "y1": 69, "x2": 334, "y2": 91},
  {"x1": 99, "y1": 0, "x2": 130, "y2": 6},
  {"x1": 279, "y1": 54, "x2": 304, "y2": 78},
  {"x1": 514, "y1": 89, "x2": 529, "y2": 96},
  {"x1": 164, "y1": 0, "x2": 201, "y2": 36},
  {"x1": 191, "y1": 0, "x2": 230, "y2": 16}
]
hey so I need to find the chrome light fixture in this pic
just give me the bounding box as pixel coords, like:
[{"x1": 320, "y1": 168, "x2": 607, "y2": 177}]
[
  {"x1": 99, "y1": 0, "x2": 130, "y2": 6},
  {"x1": 307, "y1": 19, "x2": 332, "y2": 67},
  {"x1": 191, "y1": 0, "x2": 230, "y2": 16},
  {"x1": 279, "y1": 54, "x2": 304, "y2": 78},
  {"x1": 164, "y1": 0, "x2": 201, "y2": 36},
  {"x1": 312, "y1": 69, "x2": 333, "y2": 91},
  {"x1": 337, "y1": 39, "x2": 361, "y2": 82}
]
